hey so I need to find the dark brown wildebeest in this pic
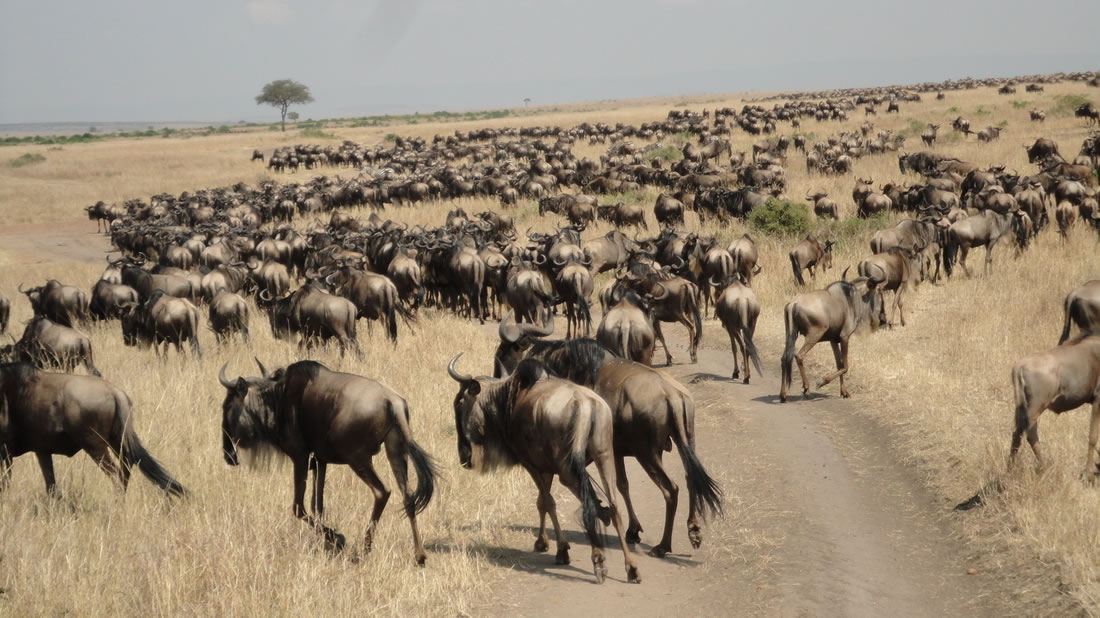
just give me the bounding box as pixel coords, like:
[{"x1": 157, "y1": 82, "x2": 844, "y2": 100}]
[
  {"x1": 921, "y1": 123, "x2": 940, "y2": 147},
  {"x1": 713, "y1": 277, "x2": 762, "y2": 384},
  {"x1": 219, "y1": 360, "x2": 437, "y2": 563},
  {"x1": 1059, "y1": 280, "x2": 1100, "y2": 345},
  {"x1": 1006, "y1": 335, "x2": 1100, "y2": 482},
  {"x1": 447, "y1": 354, "x2": 640, "y2": 583},
  {"x1": 89, "y1": 280, "x2": 139, "y2": 321},
  {"x1": 596, "y1": 202, "x2": 648, "y2": 232},
  {"x1": 257, "y1": 283, "x2": 360, "y2": 357},
  {"x1": 806, "y1": 191, "x2": 839, "y2": 219},
  {"x1": 120, "y1": 290, "x2": 202, "y2": 359},
  {"x1": 328, "y1": 266, "x2": 413, "y2": 342},
  {"x1": 789, "y1": 237, "x2": 834, "y2": 286},
  {"x1": 20, "y1": 280, "x2": 88, "y2": 328},
  {"x1": 952, "y1": 116, "x2": 971, "y2": 134},
  {"x1": 857, "y1": 248, "x2": 920, "y2": 327},
  {"x1": 554, "y1": 262, "x2": 594, "y2": 338},
  {"x1": 208, "y1": 291, "x2": 250, "y2": 343},
  {"x1": 0, "y1": 362, "x2": 185, "y2": 497},
  {"x1": 779, "y1": 273, "x2": 884, "y2": 402},
  {"x1": 598, "y1": 289, "x2": 656, "y2": 366},
  {"x1": 593, "y1": 359, "x2": 722, "y2": 557},
  {"x1": 1056, "y1": 200, "x2": 1077, "y2": 239},
  {"x1": 624, "y1": 274, "x2": 703, "y2": 365},
  {"x1": 1075, "y1": 103, "x2": 1099, "y2": 126},
  {"x1": 251, "y1": 149, "x2": 264, "y2": 162},
  {"x1": 943, "y1": 210, "x2": 1019, "y2": 278},
  {"x1": 728, "y1": 233, "x2": 761, "y2": 285},
  {"x1": 122, "y1": 262, "x2": 194, "y2": 301},
  {"x1": 1030, "y1": 109, "x2": 1046, "y2": 122},
  {"x1": 654, "y1": 193, "x2": 685, "y2": 227},
  {"x1": 504, "y1": 261, "x2": 554, "y2": 325},
  {"x1": 700, "y1": 244, "x2": 733, "y2": 314},
  {"x1": 1025, "y1": 138, "x2": 1059, "y2": 163},
  {"x1": 4, "y1": 316, "x2": 101, "y2": 376},
  {"x1": 976, "y1": 126, "x2": 1002, "y2": 143},
  {"x1": 582, "y1": 230, "x2": 634, "y2": 274}
]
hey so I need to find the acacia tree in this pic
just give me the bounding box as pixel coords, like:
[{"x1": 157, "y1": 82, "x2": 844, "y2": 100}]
[{"x1": 255, "y1": 79, "x2": 313, "y2": 132}]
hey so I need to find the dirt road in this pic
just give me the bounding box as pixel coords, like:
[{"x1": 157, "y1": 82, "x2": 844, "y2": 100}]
[
  {"x1": 0, "y1": 219, "x2": 109, "y2": 266},
  {"x1": 485, "y1": 333, "x2": 1022, "y2": 617}
]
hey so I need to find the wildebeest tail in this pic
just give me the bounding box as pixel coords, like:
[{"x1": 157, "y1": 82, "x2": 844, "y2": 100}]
[
  {"x1": 688, "y1": 285, "x2": 703, "y2": 346},
  {"x1": 742, "y1": 319, "x2": 763, "y2": 376},
  {"x1": 781, "y1": 302, "x2": 797, "y2": 392},
  {"x1": 578, "y1": 294, "x2": 592, "y2": 334},
  {"x1": 942, "y1": 232, "x2": 957, "y2": 277},
  {"x1": 790, "y1": 254, "x2": 805, "y2": 286},
  {"x1": 391, "y1": 400, "x2": 437, "y2": 516},
  {"x1": 669, "y1": 396, "x2": 722, "y2": 520},
  {"x1": 82, "y1": 338, "x2": 102, "y2": 377},
  {"x1": 1058, "y1": 295, "x2": 1074, "y2": 345},
  {"x1": 619, "y1": 323, "x2": 632, "y2": 360},
  {"x1": 117, "y1": 398, "x2": 186, "y2": 498},
  {"x1": 565, "y1": 410, "x2": 602, "y2": 544}
]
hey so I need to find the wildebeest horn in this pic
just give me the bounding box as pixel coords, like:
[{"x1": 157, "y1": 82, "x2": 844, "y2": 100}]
[
  {"x1": 447, "y1": 353, "x2": 473, "y2": 383},
  {"x1": 552, "y1": 255, "x2": 567, "y2": 267},
  {"x1": 753, "y1": 265, "x2": 762, "y2": 275},
  {"x1": 218, "y1": 363, "x2": 236, "y2": 389},
  {"x1": 498, "y1": 310, "x2": 522, "y2": 343},
  {"x1": 17, "y1": 282, "x2": 26, "y2": 293},
  {"x1": 325, "y1": 272, "x2": 337, "y2": 286},
  {"x1": 842, "y1": 266, "x2": 850, "y2": 281},
  {"x1": 649, "y1": 282, "x2": 669, "y2": 300},
  {"x1": 254, "y1": 357, "x2": 269, "y2": 379},
  {"x1": 708, "y1": 276, "x2": 723, "y2": 289},
  {"x1": 534, "y1": 253, "x2": 547, "y2": 265},
  {"x1": 259, "y1": 288, "x2": 273, "y2": 301}
]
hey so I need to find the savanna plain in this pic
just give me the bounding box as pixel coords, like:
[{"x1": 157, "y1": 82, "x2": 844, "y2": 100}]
[{"x1": 1, "y1": 81, "x2": 1099, "y2": 616}]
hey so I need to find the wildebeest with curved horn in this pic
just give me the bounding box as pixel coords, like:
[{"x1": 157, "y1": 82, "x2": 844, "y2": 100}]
[
  {"x1": 1059, "y1": 280, "x2": 1100, "y2": 345},
  {"x1": 780, "y1": 271, "x2": 885, "y2": 402},
  {"x1": 120, "y1": 290, "x2": 202, "y2": 359},
  {"x1": 598, "y1": 289, "x2": 657, "y2": 365},
  {"x1": 0, "y1": 362, "x2": 185, "y2": 497},
  {"x1": 208, "y1": 290, "x2": 250, "y2": 343},
  {"x1": 219, "y1": 359, "x2": 437, "y2": 563},
  {"x1": 593, "y1": 359, "x2": 722, "y2": 556},
  {"x1": 4, "y1": 316, "x2": 101, "y2": 376},
  {"x1": 20, "y1": 280, "x2": 88, "y2": 328},
  {"x1": 789, "y1": 237, "x2": 834, "y2": 286},
  {"x1": 447, "y1": 354, "x2": 640, "y2": 583},
  {"x1": 257, "y1": 283, "x2": 360, "y2": 357},
  {"x1": 491, "y1": 311, "x2": 615, "y2": 384},
  {"x1": 942, "y1": 210, "x2": 1019, "y2": 278},
  {"x1": 857, "y1": 247, "x2": 921, "y2": 327},
  {"x1": 713, "y1": 276, "x2": 763, "y2": 384},
  {"x1": 1007, "y1": 334, "x2": 1100, "y2": 482},
  {"x1": 89, "y1": 279, "x2": 140, "y2": 321}
]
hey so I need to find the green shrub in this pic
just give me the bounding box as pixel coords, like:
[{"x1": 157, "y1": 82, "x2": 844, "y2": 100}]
[
  {"x1": 10, "y1": 153, "x2": 45, "y2": 168},
  {"x1": 216, "y1": 125, "x2": 231, "y2": 134},
  {"x1": 815, "y1": 210, "x2": 891, "y2": 241},
  {"x1": 647, "y1": 145, "x2": 681, "y2": 162},
  {"x1": 899, "y1": 119, "x2": 926, "y2": 138},
  {"x1": 947, "y1": 106, "x2": 960, "y2": 113},
  {"x1": 300, "y1": 127, "x2": 338, "y2": 139},
  {"x1": 747, "y1": 198, "x2": 811, "y2": 237},
  {"x1": 384, "y1": 133, "x2": 399, "y2": 142},
  {"x1": 974, "y1": 106, "x2": 993, "y2": 116},
  {"x1": 1010, "y1": 100, "x2": 1030, "y2": 109},
  {"x1": 1049, "y1": 94, "x2": 1093, "y2": 116}
]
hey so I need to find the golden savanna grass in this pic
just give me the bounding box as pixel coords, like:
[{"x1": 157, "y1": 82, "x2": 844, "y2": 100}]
[{"x1": 0, "y1": 81, "x2": 1099, "y2": 613}]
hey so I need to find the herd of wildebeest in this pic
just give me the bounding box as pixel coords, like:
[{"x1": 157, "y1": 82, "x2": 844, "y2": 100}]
[{"x1": 2, "y1": 71, "x2": 1100, "y2": 584}]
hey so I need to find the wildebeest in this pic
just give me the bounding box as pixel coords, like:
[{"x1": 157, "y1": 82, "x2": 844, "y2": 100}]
[
  {"x1": 447, "y1": 355, "x2": 640, "y2": 583},
  {"x1": 1007, "y1": 335, "x2": 1100, "y2": 481},
  {"x1": 20, "y1": 280, "x2": 88, "y2": 328},
  {"x1": 0, "y1": 292, "x2": 9, "y2": 334},
  {"x1": 592, "y1": 359, "x2": 722, "y2": 556},
  {"x1": 713, "y1": 277, "x2": 762, "y2": 383},
  {"x1": 789, "y1": 237, "x2": 834, "y2": 286},
  {"x1": 554, "y1": 262, "x2": 594, "y2": 338},
  {"x1": 857, "y1": 247, "x2": 920, "y2": 327},
  {"x1": 257, "y1": 283, "x2": 360, "y2": 357},
  {"x1": 1025, "y1": 138, "x2": 1059, "y2": 163},
  {"x1": 491, "y1": 311, "x2": 614, "y2": 384},
  {"x1": 328, "y1": 266, "x2": 412, "y2": 342},
  {"x1": 1059, "y1": 281, "x2": 1100, "y2": 345},
  {"x1": 89, "y1": 280, "x2": 140, "y2": 321},
  {"x1": 4, "y1": 316, "x2": 101, "y2": 376},
  {"x1": 208, "y1": 291, "x2": 250, "y2": 343},
  {"x1": 779, "y1": 273, "x2": 884, "y2": 402},
  {"x1": 921, "y1": 124, "x2": 940, "y2": 147},
  {"x1": 806, "y1": 191, "x2": 839, "y2": 219},
  {"x1": 1075, "y1": 103, "x2": 1099, "y2": 126},
  {"x1": 219, "y1": 360, "x2": 437, "y2": 563},
  {"x1": 596, "y1": 202, "x2": 647, "y2": 231},
  {"x1": 120, "y1": 290, "x2": 202, "y2": 358},
  {"x1": 943, "y1": 210, "x2": 1019, "y2": 278},
  {"x1": 0, "y1": 362, "x2": 185, "y2": 497},
  {"x1": 653, "y1": 193, "x2": 685, "y2": 227},
  {"x1": 597, "y1": 290, "x2": 656, "y2": 365},
  {"x1": 727, "y1": 233, "x2": 761, "y2": 285}
]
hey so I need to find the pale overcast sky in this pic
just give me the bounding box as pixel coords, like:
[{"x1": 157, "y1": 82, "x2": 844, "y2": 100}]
[{"x1": 1, "y1": 0, "x2": 1098, "y2": 124}]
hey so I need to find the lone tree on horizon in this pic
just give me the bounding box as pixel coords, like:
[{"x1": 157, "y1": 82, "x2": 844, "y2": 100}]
[{"x1": 255, "y1": 79, "x2": 313, "y2": 132}]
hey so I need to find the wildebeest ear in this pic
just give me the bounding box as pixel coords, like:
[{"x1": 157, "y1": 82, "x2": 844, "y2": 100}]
[{"x1": 465, "y1": 382, "x2": 481, "y2": 396}]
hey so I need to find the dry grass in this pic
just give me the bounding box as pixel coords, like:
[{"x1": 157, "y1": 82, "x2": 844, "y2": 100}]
[{"x1": 1, "y1": 80, "x2": 1099, "y2": 613}]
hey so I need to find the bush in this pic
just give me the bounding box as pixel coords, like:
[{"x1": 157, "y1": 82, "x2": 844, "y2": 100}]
[
  {"x1": 647, "y1": 145, "x2": 681, "y2": 162},
  {"x1": 974, "y1": 106, "x2": 993, "y2": 116},
  {"x1": 747, "y1": 198, "x2": 811, "y2": 237},
  {"x1": 1049, "y1": 94, "x2": 1093, "y2": 116},
  {"x1": 300, "y1": 127, "x2": 338, "y2": 139},
  {"x1": 815, "y1": 210, "x2": 891, "y2": 241},
  {"x1": 899, "y1": 119, "x2": 926, "y2": 138},
  {"x1": 384, "y1": 133, "x2": 399, "y2": 142},
  {"x1": 1010, "y1": 100, "x2": 1031, "y2": 109},
  {"x1": 10, "y1": 153, "x2": 45, "y2": 168},
  {"x1": 947, "y1": 106, "x2": 960, "y2": 113}
]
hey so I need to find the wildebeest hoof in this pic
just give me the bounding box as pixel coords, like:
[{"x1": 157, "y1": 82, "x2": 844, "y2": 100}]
[
  {"x1": 841, "y1": 390, "x2": 851, "y2": 399},
  {"x1": 592, "y1": 557, "x2": 607, "y2": 583},
  {"x1": 647, "y1": 545, "x2": 669, "y2": 558},
  {"x1": 597, "y1": 505, "x2": 612, "y2": 526},
  {"x1": 731, "y1": 370, "x2": 740, "y2": 379},
  {"x1": 688, "y1": 525, "x2": 702, "y2": 549},
  {"x1": 534, "y1": 537, "x2": 549, "y2": 553},
  {"x1": 625, "y1": 529, "x2": 641, "y2": 544},
  {"x1": 415, "y1": 553, "x2": 427, "y2": 567},
  {"x1": 626, "y1": 565, "x2": 641, "y2": 583},
  {"x1": 556, "y1": 547, "x2": 571, "y2": 565},
  {"x1": 743, "y1": 377, "x2": 750, "y2": 385},
  {"x1": 323, "y1": 530, "x2": 346, "y2": 553}
]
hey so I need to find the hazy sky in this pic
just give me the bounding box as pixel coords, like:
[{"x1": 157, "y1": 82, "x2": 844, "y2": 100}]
[{"x1": 2, "y1": 0, "x2": 1098, "y2": 124}]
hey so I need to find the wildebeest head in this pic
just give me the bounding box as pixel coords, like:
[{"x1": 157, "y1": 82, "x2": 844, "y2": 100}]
[
  {"x1": 217, "y1": 359, "x2": 283, "y2": 466},
  {"x1": 493, "y1": 310, "x2": 554, "y2": 377},
  {"x1": 840, "y1": 267, "x2": 886, "y2": 330}
]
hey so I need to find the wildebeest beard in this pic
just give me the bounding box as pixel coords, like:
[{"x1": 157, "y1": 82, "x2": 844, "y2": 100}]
[{"x1": 232, "y1": 380, "x2": 288, "y2": 468}]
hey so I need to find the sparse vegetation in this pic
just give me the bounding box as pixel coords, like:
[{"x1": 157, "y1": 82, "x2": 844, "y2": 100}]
[
  {"x1": 9, "y1": 152, "x2": 46, "y2": 167},
  {"x1": 975, "y1": 106, "x2": 994, "y2": 116},
  {"x1": 1049, "y1": 93, "x2": 1094, "y2": 116},
  {"x1": 748, "y1": 198, "x2": 810, "y2": 237},
  {"x1": 1011, "y1": 100, "x2": 1031, "y2": 109},
  {"x1": 647, "y1": 145, "x2": 682, "y2": 162},
  {"x1": 299, "y1": 127, "x2": 338, "y2": 139}
]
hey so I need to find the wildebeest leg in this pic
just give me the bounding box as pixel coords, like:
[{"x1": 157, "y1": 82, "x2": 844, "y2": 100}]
[
  {"x1": 654, "y1": 321, "x2": 673, "y2": 366},
  {"x1": 958, "y1": 246, "x2": 972, "y2": 278},
  {"x1": 984, "y1": 243, "x2": 995, "y2": 275},
  {"x1": 384, "y1": 437, "x2": 427, "y2": 566},
  {"x1": 793, "y1": 331, "x2": 823, "y2": 397},
  {"x1": 0, "y1": 447, "x2": 11, "y2": 492},
  {"x1": 35, "y1": 452, "x2": 57, "y2": 495},
  {"x1": 678, "y1": 315, "x2": 698, "y2": 363},
  {"x1": 590, "y1": 453, "x2": 641, "y2": 583},
  {"x1": 85, "y1": 441, "x2": 127, "y2": 491},
  {"x1": 726, "y1": 325, "x2": 743, "y2": 381},
  {"x1": 635, "y1": 451, "x2": 678, "y2": 558},
  {"x1": 817, "y1": 340, "x2": 851, "y2": 397},
  {"x1": 190, "y1": 337, "x2": 201, "y2": 360},
  {"x1": 530, "y1": 470, "x2": 569, "y2": 560},
  {"x1": 1087, "y1": 401, "x2": 1100, "y2": 484},
  {"x1": 292, "y1": 458, "x2": 343, "y2": 550},
  {"x1": 310, "y1": 459, "x2": 326, "y2": 518},
  {"x1": 350, "y1": 458, "x2": 390, "y2": 557},
  {"x1": 896, "y1": 288, "x2": 906, "y2": 327},
  {"x1": 614, "y1": 454, "x2": 643, "y2": 544}
]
